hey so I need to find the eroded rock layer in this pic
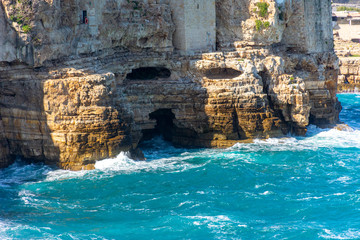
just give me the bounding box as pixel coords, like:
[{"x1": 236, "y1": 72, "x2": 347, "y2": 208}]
[
  {"x1": 338, "y1": 58, "x2": 360, "y2": 92},
  {"x1": 0, "y1": 0, "x2": 341, "y2": 170},
  {"x1": 334, "y1": 37, "x2": 360, "y2": 92}
]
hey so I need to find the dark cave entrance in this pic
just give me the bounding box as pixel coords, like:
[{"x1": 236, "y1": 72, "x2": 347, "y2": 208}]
[
  {"x1": 141, "y1": 109, "x2": 176, "y2": 142},
  {"x1": 126, "y1": 67, "x2": 171, "y2": 80},
  {"x1": 205, "y1": 68, "x2": 242, "y2": 79}
]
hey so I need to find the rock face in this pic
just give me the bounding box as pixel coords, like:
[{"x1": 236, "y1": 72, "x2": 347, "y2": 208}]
[
  {"x1": 334, "y1": 38, "x2": 360, "y2": 92},
  {"x1": 0, "y1": 0, "x2": 341, "y2": 170},
  {"x1": 338, "y1": 57, "x2": 360, "y2": 92}
]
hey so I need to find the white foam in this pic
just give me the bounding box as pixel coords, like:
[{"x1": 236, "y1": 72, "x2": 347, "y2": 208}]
[
  {"x1": 94, "y1": 151, "x2": 207, "y2": 174},
  {"x1": 320, "y1": 229, "x2": 360, "y2": 239},
  {"x1": 255, "y1": 183, "x2": 276, "y2": 189},
  {"x1": 18, "y1": 189, "x2": 36, "y2": 205},
  {"x1": 333, "y1": 192, "x2": 346, "y2": 196},
  {"x1": 329, "y1": 176, "x2": 352, "y2": 184},
  {"x1": 0, "y1": 221, "x2": 12, "y2": 240},
  {"x1": 39, "y1": 150, "x2": 205, "y2": 182},
  {"x1": 231, "y1": 125, "x2": 360, "y2": 153},
  {"x1": 2, "y1": 125, "x2": 359, "y2": 187},
  {"x1": 238, "y1": 224, "x2": 248, "y2": 228},
  {"x1": 185, "y1": 215, "x2": 231, "y2": 223},
  {"x1": 297, "y1": 196, "x2": 323, "y2": 201},
  {"x1": 0, "y1": 221, "x2": 107, "y2": 240},
  {"x1": 177, "y1": 201, "x2": 194, "y2": 207},
  {"x1": 0, "y1": 221, "x2": 55, "y2": 240},
  {"x1": 44, "y1": 168, "x2": 89, "y2": 182},
  {"x1": 184, "y1": 215, "x2": 246, "y2": 236},
  {"x1": 259, "y1": 191, "x2": 273, "y2": 195},
  {"x1": 94, "y1": 151, "x2": 131, "y2": 170}
]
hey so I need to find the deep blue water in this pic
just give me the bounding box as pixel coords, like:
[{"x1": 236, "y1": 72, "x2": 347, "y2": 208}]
[{"x1": 1, "y1": 94, "x2": 360, "y2": 240}]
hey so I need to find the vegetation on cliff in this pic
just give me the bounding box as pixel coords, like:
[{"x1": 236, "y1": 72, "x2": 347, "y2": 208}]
[
  {"x1": 256, "y1": 2, "x2": 269, "y2": 18},
  {"x1": 8, "y1": 0, "x2": 33, "y2": 33},
  {"x1": 337, "y1": 6, "x2": 360, "y2": 12},
  {"x1": 255, "y1": 19, "x2": 270, "y2": 31},
  {"x1": 253, "y1": 2, "x2": 270, "y2": 31}
]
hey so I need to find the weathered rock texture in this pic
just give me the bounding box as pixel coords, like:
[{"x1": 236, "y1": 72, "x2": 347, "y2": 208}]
[
  {"x1": 335, "y1": 37, "x2": 360, "y2": 92},
  {"x1": 338, "y1": 57, "x2": 360, "y2": 92},
  {"x1": 0, "y1": 0, "x2": 341, "y2": 170}
]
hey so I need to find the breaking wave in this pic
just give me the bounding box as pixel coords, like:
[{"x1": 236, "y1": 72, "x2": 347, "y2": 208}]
[{"x1": 0, "y1": 94, "x2": 360, "y2": 239}]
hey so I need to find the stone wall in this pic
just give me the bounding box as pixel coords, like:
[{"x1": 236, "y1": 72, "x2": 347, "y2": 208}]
[
  {"x1": 338, "y1": 57, "x2": 360, "y2": 92},
  {"x1": 336, "y1": 23, "x2": 360, "y2": 41},
  {"x1": 335, "y1": 38, "x2": 360, "y2": 92},
  {"x1": 169, "y1": 0, "x2": 185, "y2": 51},
  {"x1": 282, "y1": 0, "x2": 334, "y2": 53},
  {"x1": 171, "y1": 0, "x2": 216, "y2": 52},
  {"x1": 304, "y1": 0, "x2": 334, "y2": 53}
]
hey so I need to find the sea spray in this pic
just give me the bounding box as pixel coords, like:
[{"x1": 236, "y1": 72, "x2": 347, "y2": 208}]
[{"x1": 0, "y1": 94, "x2": 360, "y2": 239}]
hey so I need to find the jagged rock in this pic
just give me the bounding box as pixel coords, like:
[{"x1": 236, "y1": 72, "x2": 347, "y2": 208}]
[
  {"x1": 333, "y1": 124, "x2": 354, "y2": 132},
  {"x1": 337, "y1": 57, "x2": 360, "y2": 92},
  {"x1": 0, "y1": 0, "x2": 341, "y2": 170},
  {"x1": 334, "y1": 37, "x2": 360, "y2": 92}
]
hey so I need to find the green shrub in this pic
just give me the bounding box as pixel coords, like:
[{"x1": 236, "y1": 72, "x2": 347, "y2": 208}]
[
  {"x1": 255, "y1": 20, "x2": 270, "y2": 31},
  {"x1": 22, "y1": 24, "x2": 31, "y2": 33},
  {"x1": 255, "y1": 19, "x2": 263, "y2": 31},
  {"x1": 256, "y1": 2, "x2": 269, "y2": 18},
  {"x1": 16, "y1": 15, "x2": 23, "y2": 24},
  {"x1": 8, "y1": 0, "x2": 33, "y2": 34},
  {"x1": 264, "y1": 21, "x2": 270, "y2": 28}
]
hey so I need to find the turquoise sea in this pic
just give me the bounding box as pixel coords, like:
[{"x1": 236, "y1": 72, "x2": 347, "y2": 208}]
[{"x1": 1, "y1": 94, "x2": 360, "y2": 240}]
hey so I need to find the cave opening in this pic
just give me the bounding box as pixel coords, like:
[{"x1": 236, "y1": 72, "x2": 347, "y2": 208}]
[
  {"x1": 126, "y1": 67, "x2": 171, "y2": 80},
  {"x1": 141, "y1": 109, "x2": 176, "y2": 142},
  {"x1": 309, "y1": 114, "x2": 331, "y2": 126},
  {"x1": 205, "y1": 68, "x2": 242, "y2": 79},
  {"x1": 259, "y1": 69, "x2": 276, "y2": 110}
]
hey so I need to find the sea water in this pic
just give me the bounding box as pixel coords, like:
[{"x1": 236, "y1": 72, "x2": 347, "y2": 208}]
[{"x1": 1, "y1": 94, "x2": 360, "y2": 240}]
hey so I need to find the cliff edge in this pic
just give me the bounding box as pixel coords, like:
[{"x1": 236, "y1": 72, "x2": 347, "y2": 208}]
[{"x1": 0, "y1": 0, "x2": 341, "y2": 170}]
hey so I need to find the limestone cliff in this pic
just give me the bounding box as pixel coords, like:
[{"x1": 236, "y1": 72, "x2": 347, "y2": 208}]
[
  {"x1": 338, "y1": 57, "x2": 360, "y2": 92},
  {"x1": 334, "y1": 38, "x2": 360, "y2": 92},
  {"x1": 0, "y1": 0, "x2": 341, "y2": 170}
]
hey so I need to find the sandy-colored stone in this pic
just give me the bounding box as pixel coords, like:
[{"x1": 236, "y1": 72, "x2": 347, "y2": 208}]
[{"x1": 0, "y1": 0, "x2": 341, "y2": 170}]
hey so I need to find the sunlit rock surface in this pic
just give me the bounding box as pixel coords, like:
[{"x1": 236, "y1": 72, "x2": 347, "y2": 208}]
[{"x1": 0, "y1": 0, "x2": 341, "y2": 170}]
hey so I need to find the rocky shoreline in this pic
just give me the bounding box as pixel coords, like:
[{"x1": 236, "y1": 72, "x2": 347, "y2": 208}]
[{"x1": 0, "y1": 0, "x2": 341, "y2": 170}]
